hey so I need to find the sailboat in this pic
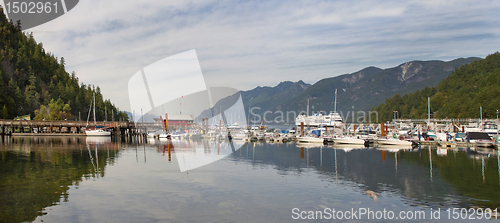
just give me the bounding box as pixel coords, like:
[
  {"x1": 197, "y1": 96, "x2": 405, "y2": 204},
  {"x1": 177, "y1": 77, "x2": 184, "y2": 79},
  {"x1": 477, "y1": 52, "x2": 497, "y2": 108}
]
[{"x1": 85, "y1": 93, "x2": 111, "y2": 136}]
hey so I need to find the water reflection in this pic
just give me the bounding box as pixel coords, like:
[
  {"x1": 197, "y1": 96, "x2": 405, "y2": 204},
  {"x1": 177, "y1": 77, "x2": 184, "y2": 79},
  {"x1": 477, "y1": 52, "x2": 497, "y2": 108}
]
[
  {"x1": 228, "y1": 142, "x2": 500, "y2": 210},
  {"x1": 1, "y1": 137, "x2": 500, "y2": 222},
  {"x1": 0, "y1": 136, "x2": 121, "y2": 222}
]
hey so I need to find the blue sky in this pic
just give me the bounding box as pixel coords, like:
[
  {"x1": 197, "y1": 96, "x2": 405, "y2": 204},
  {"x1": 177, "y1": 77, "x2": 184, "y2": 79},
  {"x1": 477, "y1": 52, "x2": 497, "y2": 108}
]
[{"x1": 18, "y1": 0, "x2": 500, "y2": 111}]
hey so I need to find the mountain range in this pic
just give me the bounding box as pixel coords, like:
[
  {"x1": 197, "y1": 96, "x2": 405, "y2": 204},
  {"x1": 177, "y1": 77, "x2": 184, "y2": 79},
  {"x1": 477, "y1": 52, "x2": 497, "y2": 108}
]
[{"x1": 216, "y1": 57, "x2": 481, "y2": 124}]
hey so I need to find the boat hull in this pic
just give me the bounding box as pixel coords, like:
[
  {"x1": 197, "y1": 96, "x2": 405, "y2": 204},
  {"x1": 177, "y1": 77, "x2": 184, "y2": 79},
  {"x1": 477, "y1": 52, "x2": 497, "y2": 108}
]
[
  {"x1": 85, "y1": 129, "x2": 111, "y2": 136},
  {"x1": 333, "y1": 138, "x2": 365, "y2": 145},
  {"x1": 376, "y1": 138, "x2": 412, "y2": 146},
  {"x1": 296, "y1": 137, "x2": 324, "y2": 143}
]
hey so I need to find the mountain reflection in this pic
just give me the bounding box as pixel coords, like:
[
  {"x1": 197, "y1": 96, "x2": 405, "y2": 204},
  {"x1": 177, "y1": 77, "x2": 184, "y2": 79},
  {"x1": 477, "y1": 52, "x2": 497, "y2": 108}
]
[
  {"x1": 228, "y1": 142, "x2": 500, "y2": 209},
  {"x1": 0, "y1": 136, "x2": 120, "y2": 223},
  {"x1": 3, "y1": 137, "x2": 500, "y2": 222}
]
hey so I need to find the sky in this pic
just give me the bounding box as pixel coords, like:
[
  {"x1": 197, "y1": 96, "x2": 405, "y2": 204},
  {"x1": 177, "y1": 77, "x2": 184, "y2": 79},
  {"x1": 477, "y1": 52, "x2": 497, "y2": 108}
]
[{"x1": 13, "y1": 0, "x2": 500, "y2": 112}]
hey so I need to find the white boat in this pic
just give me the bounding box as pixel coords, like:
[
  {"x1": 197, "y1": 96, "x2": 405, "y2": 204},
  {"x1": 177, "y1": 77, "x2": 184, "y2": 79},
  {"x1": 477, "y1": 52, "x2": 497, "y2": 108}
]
[
  {"x1": 295, "y1": 89, "x2": 343, "y2": 128},
  {"x1": 481, "y1": 122, "x2": 499, "y2": 138},
  {"x1": 376, "y1": 137, "x2": 412, "y2": 146},
  {"x1": 85, "y1": 92, "x2": 111, "y2": 137},
  {"x1": 332, "y1": 136, "x2": 366, "y2": 145},
  {"x1": 159, "y1": 133, "x2": 171, "y2": 138},
  {"x1": 296, "y1": 136, "x2": 324, "y2": 143},
  {"x1": 85, "y1": 129, "x2": 111, "y2": 136},
  {"x1": 231, "y1": 130, "x2": 249, "y2": 141},
  {"x1": 171, "y1": 131, "x2": 188, "y2": 140},
  {"x1": 295, "y1": 112, "x2": 343, "y2": 127}
]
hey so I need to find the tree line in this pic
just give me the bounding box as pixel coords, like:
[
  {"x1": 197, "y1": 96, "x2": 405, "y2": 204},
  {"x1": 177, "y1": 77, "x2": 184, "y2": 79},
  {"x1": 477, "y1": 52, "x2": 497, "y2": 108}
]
[
  {"x1": 0, "y1": 9, "x2": 129, "y2": 121},
  {"x1": 371, "y1": 52, "x2": 500, "y2": 122}
]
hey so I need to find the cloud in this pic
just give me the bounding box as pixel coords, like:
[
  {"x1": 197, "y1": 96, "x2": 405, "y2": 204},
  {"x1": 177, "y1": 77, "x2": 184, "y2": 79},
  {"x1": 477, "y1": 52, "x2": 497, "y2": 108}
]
[{"x1": 26, "y1": 0, "x2": 500, "y2": 111}]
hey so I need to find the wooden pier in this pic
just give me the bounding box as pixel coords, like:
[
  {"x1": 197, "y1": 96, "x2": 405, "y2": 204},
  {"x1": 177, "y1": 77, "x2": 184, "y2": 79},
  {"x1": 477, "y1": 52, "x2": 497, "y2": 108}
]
[
  {"x1": 0, "y1": 120, "x2": 133, "y2": 135},
  {"x1": 0, "y1": 119, "x2": 199, "y2": 137}
]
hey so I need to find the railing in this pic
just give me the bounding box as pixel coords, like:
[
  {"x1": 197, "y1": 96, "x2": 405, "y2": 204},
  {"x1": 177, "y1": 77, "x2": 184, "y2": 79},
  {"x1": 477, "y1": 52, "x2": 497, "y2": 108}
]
[
  {"x1": 0, "y1": 120, "x2": 131, "y2": 128},
  {"x1": 393, "y1": 118, "x2": 499, "y2": 124}
]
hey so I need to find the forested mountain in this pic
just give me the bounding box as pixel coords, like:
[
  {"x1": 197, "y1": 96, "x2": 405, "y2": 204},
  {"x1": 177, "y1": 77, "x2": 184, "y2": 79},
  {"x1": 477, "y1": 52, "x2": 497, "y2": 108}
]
[
  {"x1": 195, "y1": 81, "x2": 311, "y2": 123},
  {"x1": 277, "y1": 57, "x2": 479, "y2": 117},
  {"x1": 371, "y1": 52, "x2": 500, "y2": 122},
  {"x1": 202, "y1": 57, "x2": 479, "y2": 124},
  {"x1": 241, "y1": 80, "x2": 311, "y2": 114},
  {"x1": 0, "y1": 9, "x2": 128, "y2": 121}
]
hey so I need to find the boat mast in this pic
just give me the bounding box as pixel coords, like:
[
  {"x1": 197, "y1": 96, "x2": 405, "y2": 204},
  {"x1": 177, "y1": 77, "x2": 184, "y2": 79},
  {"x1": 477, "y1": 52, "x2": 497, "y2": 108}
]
[
  {"x1": 480, "y1": 106, "x2": 483, "y2": 125},
  {"x1": 93, "y1": 92, "x2": 97, "y2": 128},
  {"x1": 427, "y1": 97, "x2": 430, "y2": 128},
  {"x1": 330, "y1": 89, "x2": 337, "y2": 127},
  {"x1": 334, "y1": 89, "x2": 337, "y2": 113},
  {"x1": 86, "y1": 99, "x2": 92, "y2": 127},
  {"x1": 307, "y1": 98, "x2": 309, "y2": 116}
]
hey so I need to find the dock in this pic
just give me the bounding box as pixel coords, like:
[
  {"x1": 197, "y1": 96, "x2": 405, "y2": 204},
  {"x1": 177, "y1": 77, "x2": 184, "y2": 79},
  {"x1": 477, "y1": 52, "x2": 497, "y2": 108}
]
[{"x1": 0, "y1": 120, "x2": 133, "y2": 135}]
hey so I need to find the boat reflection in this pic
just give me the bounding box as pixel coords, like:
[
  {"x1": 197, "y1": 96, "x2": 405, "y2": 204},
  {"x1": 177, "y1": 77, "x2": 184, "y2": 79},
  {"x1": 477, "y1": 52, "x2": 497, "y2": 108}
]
[
  {"x1": 85, "y1": 136, "x2": 112, "y2": 144},
  {"x1": 0, "y1": 136, "x2": 121, "y2": 222},
  {"x1": 328, "y1": 144, "x2": 366, "y2": 152},
  {"x1": 227, "y1": 142, "x2": 500, "y2": 210},
  {"x1": 149, "y1": 138, "x2": 246, "y2": 171}
]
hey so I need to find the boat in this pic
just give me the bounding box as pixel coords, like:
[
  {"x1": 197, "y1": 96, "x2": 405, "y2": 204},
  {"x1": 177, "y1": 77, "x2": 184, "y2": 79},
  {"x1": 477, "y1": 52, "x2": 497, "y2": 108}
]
[
  {"x1": 467, "y1": 132, "x2": 495, "y2": 147},
  {"x1": 332, "y1": 136, "x2": 366, "y2": 145},
  {"x1": 295, "y1": 89, "x2": 343, "y2": 128},
  {"x1": 356, "y1": 128, "x2": 377, "y2": 143},
  {"x1": 85, "y1": 93, "x2": 111, "y2": 137},
  {"x1": 171, "y1": 131, "x2": 188, "y2": 140},
  {"x1": 480, "y1": 122, "x2": 499, "y2": 138},
  {"x1": 85, "y1": 128, "x2": 111, "y2": 136},
  {"x1": 375, "y1": 137, "x2": 412, "y2": 146},
  {"x1": 296, "y1": 136, "x2": 324, "y2": 143}
]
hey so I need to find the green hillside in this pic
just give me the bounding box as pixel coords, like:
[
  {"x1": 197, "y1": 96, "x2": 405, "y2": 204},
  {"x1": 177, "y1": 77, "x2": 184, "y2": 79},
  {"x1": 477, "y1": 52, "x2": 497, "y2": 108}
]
[
  {"x1": 371, "y1": 52, "x2": 500, "y2": 122},
  {"x1": 0, "y1": 9, "x2": 128, "y2": 121},
  {"x1": 281, "y1": 57, "x2": 479, "y2": 116}
]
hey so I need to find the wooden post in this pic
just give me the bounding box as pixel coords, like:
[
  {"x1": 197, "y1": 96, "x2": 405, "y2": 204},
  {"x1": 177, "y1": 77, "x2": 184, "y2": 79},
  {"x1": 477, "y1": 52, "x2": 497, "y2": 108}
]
[
  {"x1": 167, "y1": 142, "x2": 171, "y2": 162},
  {"x1": 301, "y1": 122, "x2": 304, "y2": 137},
  {"x1": 164, "y1": 113, "x2": 169, "y2": 133},
  {"x1": 381, "y1": 123, "x2": 385, "y2": 137}
]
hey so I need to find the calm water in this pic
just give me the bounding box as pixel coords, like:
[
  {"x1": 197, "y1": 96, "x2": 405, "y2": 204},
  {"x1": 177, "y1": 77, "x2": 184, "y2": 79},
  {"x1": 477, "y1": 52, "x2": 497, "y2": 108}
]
[{"x1": 1, "y1": 136, "x2": 500, "y2": 222}]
